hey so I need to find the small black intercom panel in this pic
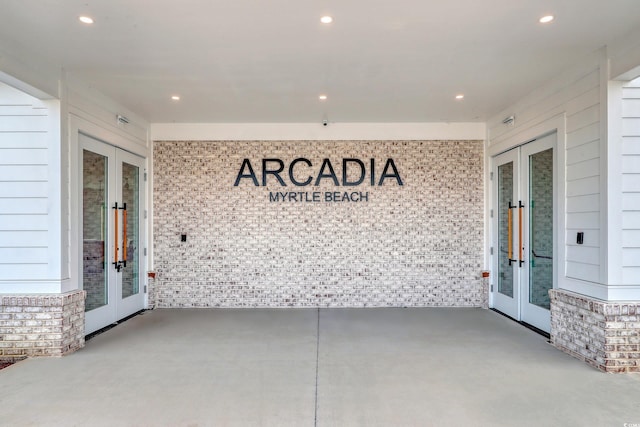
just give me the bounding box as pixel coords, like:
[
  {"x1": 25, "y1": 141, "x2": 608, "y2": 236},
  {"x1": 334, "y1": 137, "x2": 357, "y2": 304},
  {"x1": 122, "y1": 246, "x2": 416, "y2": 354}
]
[
  {"x1": 181, "y1": 234, "x2": 187, "y2": 242},
  {"x1": 576, "y1": 232, "x2": 584, "y2": 245}
]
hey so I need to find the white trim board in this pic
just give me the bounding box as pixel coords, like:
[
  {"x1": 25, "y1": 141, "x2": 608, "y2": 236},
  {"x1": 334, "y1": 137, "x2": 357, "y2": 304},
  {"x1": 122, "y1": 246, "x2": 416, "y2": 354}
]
[{"x1": 150, "y1": 122, "x2": 486, "y2": 141}]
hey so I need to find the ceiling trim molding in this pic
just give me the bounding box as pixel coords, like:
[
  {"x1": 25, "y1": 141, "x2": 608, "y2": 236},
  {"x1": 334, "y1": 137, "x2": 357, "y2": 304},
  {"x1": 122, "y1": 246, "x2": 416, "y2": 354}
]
[{"x1": 150, "y1": 122, "x2": 486, "y2": 141}]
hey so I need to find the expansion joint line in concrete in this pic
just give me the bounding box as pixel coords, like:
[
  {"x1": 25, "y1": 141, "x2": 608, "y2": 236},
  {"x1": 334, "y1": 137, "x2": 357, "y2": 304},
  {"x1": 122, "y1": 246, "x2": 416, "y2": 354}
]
[{"x1": 314, "y1": 308, "x2": 321, "y2": 427}]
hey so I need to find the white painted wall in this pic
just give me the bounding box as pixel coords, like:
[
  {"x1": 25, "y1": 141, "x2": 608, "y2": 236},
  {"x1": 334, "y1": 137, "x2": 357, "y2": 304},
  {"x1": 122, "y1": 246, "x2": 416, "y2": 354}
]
[
  {"x1": 621, "y1": 77, "x2": 640, "y2": 286},
  {"x1": 0, "y1": 82, "x2": 63, "y2": 292}
]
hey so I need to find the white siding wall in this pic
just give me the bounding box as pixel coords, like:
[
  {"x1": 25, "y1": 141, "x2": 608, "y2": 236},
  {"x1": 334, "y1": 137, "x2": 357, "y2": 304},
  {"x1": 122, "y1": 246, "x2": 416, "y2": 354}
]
[
  {"x1": 564, "y1": 70, "x2": 602, "y2": 284},
  {"x1": 487, "y1": 52, "x2": 606, "y2": 298},
  {"x1": 0, "y1": 82, "x2": 51, "y2": 281},
  {"x1": 621, "y1": 77, "x2": 640, "y2": 285}
]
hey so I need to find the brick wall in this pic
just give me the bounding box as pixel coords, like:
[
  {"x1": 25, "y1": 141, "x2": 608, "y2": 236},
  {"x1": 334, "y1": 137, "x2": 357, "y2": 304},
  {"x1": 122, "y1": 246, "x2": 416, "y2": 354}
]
[
  {"x1": 153, "y1": 140, "x2": 485, "y2": 308},
  {"x1": 0, "y1": 290, "x2": 86, "y2": 360},
  {"x1": 550, "y1": 289, "x2": 640, "y2": 373}
]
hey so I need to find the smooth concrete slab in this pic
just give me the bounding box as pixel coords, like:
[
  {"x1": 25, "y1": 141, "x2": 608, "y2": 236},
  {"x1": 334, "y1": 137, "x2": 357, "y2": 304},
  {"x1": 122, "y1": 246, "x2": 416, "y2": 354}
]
[
  {"x1": 0, "y1": 308, "x2": 639, "y2": 427},
  {"x1": 317, "y1": 308, "x2": 640, "y2": 426}
]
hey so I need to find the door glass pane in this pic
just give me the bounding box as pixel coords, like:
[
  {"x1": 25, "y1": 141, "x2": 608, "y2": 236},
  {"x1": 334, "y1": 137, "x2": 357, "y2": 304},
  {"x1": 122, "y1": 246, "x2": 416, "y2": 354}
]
[
  {"x1": 83, "y1": 150, "x2": 108, "y2": 311},
  {"x1": 529, "y1": 148, "x2": 553, "y2": 309},
  {"x1": 121, "y1": 162, "x2": 140, "y2": 299},
  {"x1": 498, "y1": 162, "x2": 514, "y2": 298}
]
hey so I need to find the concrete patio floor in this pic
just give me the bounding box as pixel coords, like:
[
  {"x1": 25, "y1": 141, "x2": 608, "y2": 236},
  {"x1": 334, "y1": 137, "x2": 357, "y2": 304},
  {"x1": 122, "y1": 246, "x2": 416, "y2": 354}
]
[{"x1": 1, "y1": 308, "x2": 639, "y2": 427}]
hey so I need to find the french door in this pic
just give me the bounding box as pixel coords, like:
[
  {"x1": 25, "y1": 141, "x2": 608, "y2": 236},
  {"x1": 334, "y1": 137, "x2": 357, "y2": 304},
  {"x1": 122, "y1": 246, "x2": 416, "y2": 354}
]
[
  {"x1": 80, "y1": 133, "x2": 146, "y2": 335},
  {"x1": 492, "y1": 133, "x2": 556, "y2": 332}
]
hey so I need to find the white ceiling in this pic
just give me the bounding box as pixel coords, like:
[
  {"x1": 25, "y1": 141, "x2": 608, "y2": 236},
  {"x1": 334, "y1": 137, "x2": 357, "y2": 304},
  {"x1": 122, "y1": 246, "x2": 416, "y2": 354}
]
[{"x1": 1, "y1": 0, "x2": 640, "y2": 124}]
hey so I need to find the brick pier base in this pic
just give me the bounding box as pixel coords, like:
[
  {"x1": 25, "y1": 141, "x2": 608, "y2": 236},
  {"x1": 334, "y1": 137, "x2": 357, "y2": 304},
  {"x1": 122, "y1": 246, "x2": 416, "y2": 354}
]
[
  {"x1": 550, "y1": 289, "x2": 640, "y2": 373},
  {"x1": 0, "y1": 290, "x2": 86, "y2": 360}
]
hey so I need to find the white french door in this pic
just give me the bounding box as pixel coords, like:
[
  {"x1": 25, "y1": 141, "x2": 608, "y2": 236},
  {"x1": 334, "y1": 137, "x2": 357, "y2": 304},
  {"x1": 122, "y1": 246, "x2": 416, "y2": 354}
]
[
  {"x1": 492, "y1": 133, "x2": 556, "y2": 332},
  {"x1": 80, "y1": 133, "x2": 146, "y2": 335}
]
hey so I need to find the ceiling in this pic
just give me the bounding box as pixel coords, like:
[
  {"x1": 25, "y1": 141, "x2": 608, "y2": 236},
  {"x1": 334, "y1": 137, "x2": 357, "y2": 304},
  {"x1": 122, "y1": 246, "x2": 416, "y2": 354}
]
[{"x1": 1, "y1": 0, "x2": 640, "y2": 124}]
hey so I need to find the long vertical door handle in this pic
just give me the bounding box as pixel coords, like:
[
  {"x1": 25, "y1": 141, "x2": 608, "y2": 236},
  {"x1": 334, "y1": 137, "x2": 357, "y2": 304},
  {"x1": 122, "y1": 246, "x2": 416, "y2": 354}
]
[
  {"x1": 508, "y1": 202, "x2": 513, "y2": 263},
  {"x1": 508, "y1": 201, "x2": 518, "y2": 266},
  {"x1": 122, "y1": 203, "x2": 127, "y2": 268},
  {"x1": 519, "y1": 201, "x2": 524, "y2": 267},
  {"x1": 113, "y1": 202, "x2": 121, "y2": 271}
]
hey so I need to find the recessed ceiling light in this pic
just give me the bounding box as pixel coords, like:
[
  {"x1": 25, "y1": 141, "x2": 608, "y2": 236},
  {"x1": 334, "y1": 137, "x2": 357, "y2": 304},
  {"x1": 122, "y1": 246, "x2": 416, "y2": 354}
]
[
  {"x1": 79, "y1": 16, "x2": 94, "y2": 24},
  {"x1": 319, "y1": 94, "x2": 328, "y2": 100},
  {"x1": 320, "y1": 16, "x2": 333, "y2": 24},
  {"x1": 539, "y1": 15, "x2": 554, "y2": 23},
  {"x1": 171, "y1": 95, "x2": 180, "y2": 101},
  {"x1": 455, "y1": 94, "x2": 464, "y2": 100}
]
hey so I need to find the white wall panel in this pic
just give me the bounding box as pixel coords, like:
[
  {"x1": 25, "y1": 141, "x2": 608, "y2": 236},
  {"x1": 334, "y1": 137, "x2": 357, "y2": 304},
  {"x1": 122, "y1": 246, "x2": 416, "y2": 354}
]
[
  {"x1": 566, "y1": 212, "x2": 600, "y2": 229},
  {"x1": 623, "y1": 99, "x2": 640, "y2": 117},
  {"x1": 622, "y1": 230, "x2": 640, "y2": 246},
  {"x1": 488, "y1": 67, "x2": 599, "y2": 143},
  {"x1": 566, "y1": 245, "x2": 600, "y2": 265},
  {"x1": 623, "y1": 87, "x2": 640, "y2": 97},
  {"x1": 0, "y1": 181, "x2": 47, "y2": 197},
  {"x1": 622, "y1": 211, "x2": 640, "y2": 229},
  {"x1": 566, "y1": 140, "x2": 600, "y2": 165},
  {"x1": 0, "y1": 132, "x2": 47, "y2": 148},
  {"x1": 0, "y1": 82, "x2": 51, "y2": 285},
  {"x1": 566, "y1": 262, "x2": 600, "y2": 283},
  {"x1": 0, "y1": 165, "x2": 48, "y2": 181},
  {"x1": 622, "y1": 267, "x2": 640, "y2": 283},
  {"x1": 566, "y1": 123, "x2": 599, "y2": 149},
  {"x1": 622, "y1": 155, "x2": 640, "y2": 171},
  {"x1": 622, "y1": 137, "x2": 640, "y2": 154},
  {"x1": 566, "y1": 229, "x2": 600, "y2": 247},
  {"x1": 566, "y1": 158, "x2": 600, "y2": 181},
  {"x1": 0, "y1": 106, "x2": 46, "y2": 115},
  {"x1": 623, "y1": 118, "x2": 640, "y2": 135},
  {"x1": 566, "y1": 104, "x2": 600, "y2": 134},
  {"x1": 0, "y1": 115, "x2": 48, "y2": 131},
  {"x1": 566, "y1": 194, "x2": 599, "y2": 213},
  {"x1": 0, "y1": 148, "x2": 48, "y2": 164},
  {"x1": 622, "y1": 174, "x2": 640, "y2": 192},
  {"x1": 0, "y1": 198, "x2": 47, "y2": 214},
  {"x1": 566, "y1": 176, "x2": 599, "y2": 197},
  {"x1": 0, "y1": 247, "x2": 47, "y2": 263},
  {"x1": 0, "y1": 264, "x2": 49, "y2": 281},
  {"x1": 622, "y1": 193, "x2": 640, "y2": 210},
  {"x1": 0, "y1": 214, "x2": 48, "y2": 230},
  {"x1": 622, "y1": 248, "x2": 640, "y2": 266},
  {"x1": 0, "y1": 231, "x2": 47, "y2": 246},
  {"x1": 621, "y1": 77, "x2": 640, "y2": 284}
]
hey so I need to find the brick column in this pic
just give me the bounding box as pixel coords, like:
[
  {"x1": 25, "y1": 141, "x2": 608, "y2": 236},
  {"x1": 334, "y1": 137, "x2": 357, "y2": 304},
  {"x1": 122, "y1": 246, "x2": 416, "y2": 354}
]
[
  {"x1": 0, "y1": 290, "x2": 86, "y2": 360},
  {"x1": 550, "y1": 289, "x2": 640, "y2": 373}
]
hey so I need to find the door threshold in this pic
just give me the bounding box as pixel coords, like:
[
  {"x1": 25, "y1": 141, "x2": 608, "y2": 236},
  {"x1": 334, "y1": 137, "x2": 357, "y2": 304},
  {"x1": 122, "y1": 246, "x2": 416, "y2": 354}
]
[
  {"x1": 85, "y1": 310, "x2": 146, "y2": 341},
  {"x1": 490, "y1": 308, "x2": 550, "y2": 340}
]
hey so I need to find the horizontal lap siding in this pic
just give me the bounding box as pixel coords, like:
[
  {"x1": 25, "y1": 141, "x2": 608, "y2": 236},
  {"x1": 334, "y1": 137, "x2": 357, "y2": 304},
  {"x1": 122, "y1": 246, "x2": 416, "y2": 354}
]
[
  {"x1": 0, "y1": 83, "x2": 49, "y2": 279},
  {"x1": 622, "y1": 80, "x2": 640, "y2": 285},
  {"x1": 565, "y1": 75, "x2": 602, "y2": 281}
]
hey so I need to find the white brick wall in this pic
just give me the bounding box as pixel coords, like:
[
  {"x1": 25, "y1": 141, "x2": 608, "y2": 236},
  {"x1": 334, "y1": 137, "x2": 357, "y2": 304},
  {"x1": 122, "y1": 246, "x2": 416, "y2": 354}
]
[
  {"x1": 153, "y1": 140, "x2": 485, "y2": 308},
  {"x1": 550, "y1": 289, "x2": 640, "y2": 373},
  {"x1": 0, "y1": 290, "x2": 85, "y2": 360}
]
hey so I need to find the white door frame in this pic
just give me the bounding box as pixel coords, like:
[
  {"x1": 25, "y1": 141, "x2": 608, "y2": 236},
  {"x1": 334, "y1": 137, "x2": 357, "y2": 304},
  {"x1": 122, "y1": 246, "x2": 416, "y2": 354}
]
[
  {"x1": 80, "y1": 133, "x2": 146, "y2": 334},
  {"x1": 490, "y1": 132, "x2": 557, "y2": 332},
  {"x1": 520, "y1": 135, "x2": 557, "y2": 332}
]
